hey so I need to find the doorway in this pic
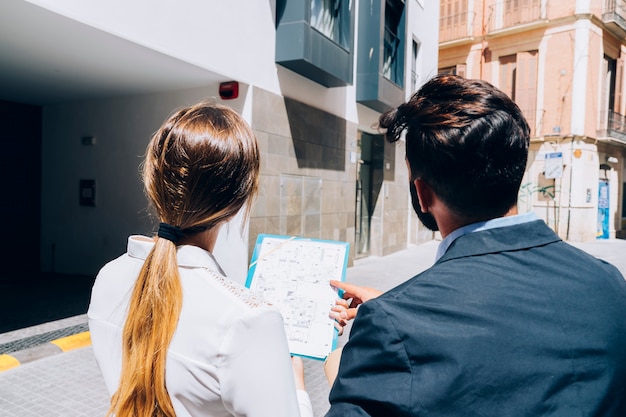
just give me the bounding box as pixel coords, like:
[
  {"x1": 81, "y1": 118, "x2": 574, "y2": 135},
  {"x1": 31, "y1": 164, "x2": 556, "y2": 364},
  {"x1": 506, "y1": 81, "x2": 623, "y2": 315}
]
[
  {"x1": 0, "y1": 101, "x2": 42, "y2": 276},
  {"x1": 355, "y1": 132, "x2": 385, "y2": 257},
  {"x1": 597, "y1": 163, "x2": 613, "y2": 239}
]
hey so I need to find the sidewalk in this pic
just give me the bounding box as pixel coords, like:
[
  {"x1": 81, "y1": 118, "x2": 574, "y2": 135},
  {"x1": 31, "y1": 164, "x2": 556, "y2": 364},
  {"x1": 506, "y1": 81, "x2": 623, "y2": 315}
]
[{"x1": 1, "y1": 238, "x2": 625, "y2": 417}]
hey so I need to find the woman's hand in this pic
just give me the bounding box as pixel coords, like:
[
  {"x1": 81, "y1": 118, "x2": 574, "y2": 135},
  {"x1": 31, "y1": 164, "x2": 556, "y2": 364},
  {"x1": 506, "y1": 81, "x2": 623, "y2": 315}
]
[
  {"x1": 290, "y1": 356, "x2": 306, "y2": 391},
  {"x1": 329, "y1": 280, "x2": 383, "y2": 334}
]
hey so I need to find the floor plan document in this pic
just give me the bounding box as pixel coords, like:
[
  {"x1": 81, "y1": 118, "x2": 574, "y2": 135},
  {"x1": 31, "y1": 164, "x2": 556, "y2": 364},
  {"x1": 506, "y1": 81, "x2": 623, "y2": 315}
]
[{"x1": 246, "y1": 234, "x2": 349, "y2": 360}]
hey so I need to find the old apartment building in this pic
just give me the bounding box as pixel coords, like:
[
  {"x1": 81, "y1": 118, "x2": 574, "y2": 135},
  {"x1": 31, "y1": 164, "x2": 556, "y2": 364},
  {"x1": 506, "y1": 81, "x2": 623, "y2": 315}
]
[{"x1": 439, "y1": 0, "x2": 626, "y2": 240}]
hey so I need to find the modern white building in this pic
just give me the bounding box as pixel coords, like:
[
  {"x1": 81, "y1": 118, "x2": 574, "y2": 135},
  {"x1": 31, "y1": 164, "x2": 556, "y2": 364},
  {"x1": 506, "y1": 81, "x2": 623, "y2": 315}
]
[{"x1": 0, "y1": 0, "x2": 439, "y2": 282}]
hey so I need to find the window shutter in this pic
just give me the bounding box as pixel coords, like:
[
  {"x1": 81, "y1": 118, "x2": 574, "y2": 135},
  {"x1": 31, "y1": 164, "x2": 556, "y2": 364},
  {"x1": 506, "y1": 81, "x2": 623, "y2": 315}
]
[
  {"x1": 515, "y1": 50, "x2": 538, "y2": 136},
  {"x1": 615, "y1": 57, "x2": 624, "y2": 115},
  {"x1": 440, "y1": 0, "x2": 468, "y2": 42},
  {"x1": 455, "y1": 64, "x2": 467, "y2": 78},
  {"x1": 499, "y1": 54, "x2": 516, "y2": 100}
]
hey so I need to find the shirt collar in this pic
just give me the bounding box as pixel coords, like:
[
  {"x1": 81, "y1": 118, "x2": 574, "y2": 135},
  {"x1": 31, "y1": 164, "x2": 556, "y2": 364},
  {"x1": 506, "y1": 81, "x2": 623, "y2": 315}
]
[
  {"x1": 126, "y1": 235, "x2": 227, "y2": 275},
  {"x1": 435, "y1": 211, "x2": 539, "y2": 261}
]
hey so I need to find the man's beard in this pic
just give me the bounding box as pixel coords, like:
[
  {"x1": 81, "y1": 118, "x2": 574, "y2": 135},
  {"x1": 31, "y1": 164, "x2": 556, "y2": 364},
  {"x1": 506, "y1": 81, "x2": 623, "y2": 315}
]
[{"x1": 410, "y1": 181, "x2": 439, "y2": 231}]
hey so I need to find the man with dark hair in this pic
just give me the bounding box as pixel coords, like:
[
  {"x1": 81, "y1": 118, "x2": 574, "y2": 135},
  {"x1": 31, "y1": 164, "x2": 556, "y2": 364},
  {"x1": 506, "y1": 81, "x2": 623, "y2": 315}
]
[{"x1": 326, "y1": 75, "x2": 626, "y2": 416}]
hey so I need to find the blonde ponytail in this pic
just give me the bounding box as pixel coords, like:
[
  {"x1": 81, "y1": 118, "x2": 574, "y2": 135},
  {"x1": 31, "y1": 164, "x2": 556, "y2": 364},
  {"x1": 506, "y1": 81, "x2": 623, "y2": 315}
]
[{"x1": 107, "y1": 238, "x2": 182, "y2": 417}]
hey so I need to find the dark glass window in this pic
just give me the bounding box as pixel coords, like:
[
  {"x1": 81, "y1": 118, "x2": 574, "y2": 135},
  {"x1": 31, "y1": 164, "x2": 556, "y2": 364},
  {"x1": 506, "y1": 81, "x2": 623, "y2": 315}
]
[
  {"x1": 383, "y1": 0, "x2": 403, "y2": 85},
  {"x1": 411, "y1": 39, "x2": 420, "y2": 92},
  {"x1": 311, "y1": 0, "x2": 351, "y2": 50}
]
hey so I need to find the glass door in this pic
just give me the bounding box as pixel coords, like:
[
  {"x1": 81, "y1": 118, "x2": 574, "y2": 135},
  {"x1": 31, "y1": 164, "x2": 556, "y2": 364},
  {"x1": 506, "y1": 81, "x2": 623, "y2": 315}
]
[{"x1": 355, "y1": 133, "x2": 373, "y2": 257}]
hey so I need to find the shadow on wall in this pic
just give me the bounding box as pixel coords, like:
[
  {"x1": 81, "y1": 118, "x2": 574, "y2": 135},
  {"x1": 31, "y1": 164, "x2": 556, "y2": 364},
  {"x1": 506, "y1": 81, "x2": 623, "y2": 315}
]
[
  {"x1": 284, "y1": 97, "x2": 346, "y2": 171},
  {"x1": 0, "y1": 272, "x2": 95, "y2": 334},
  {"x1": 0, "y1": 100, "x2": 42, "y2": 276}
]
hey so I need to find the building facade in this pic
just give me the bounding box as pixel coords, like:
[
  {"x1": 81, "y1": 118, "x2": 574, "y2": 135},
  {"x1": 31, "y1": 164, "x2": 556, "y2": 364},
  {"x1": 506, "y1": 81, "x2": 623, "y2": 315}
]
[
  {"x1": 439, "y1": 0, "x2": 626, "y2": 241},
  {"x1": 0, "y1": 0, "x2": 439, "y2": 281}
]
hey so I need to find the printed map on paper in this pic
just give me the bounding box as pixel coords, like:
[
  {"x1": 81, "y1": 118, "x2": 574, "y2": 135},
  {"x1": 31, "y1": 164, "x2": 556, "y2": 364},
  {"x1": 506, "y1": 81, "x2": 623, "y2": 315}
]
[{"x1": 245, "y1": 234, "x2": 349, "y2": 360}]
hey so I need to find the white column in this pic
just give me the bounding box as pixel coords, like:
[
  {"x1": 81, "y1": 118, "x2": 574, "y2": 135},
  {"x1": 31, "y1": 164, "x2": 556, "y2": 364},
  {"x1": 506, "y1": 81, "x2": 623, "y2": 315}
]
[
  {"x1": 571, "y1": 19, "x2": 590, "y2": 136},
  {"x1": 575, "y1": 0, "x2": 591, "y2": 14}
]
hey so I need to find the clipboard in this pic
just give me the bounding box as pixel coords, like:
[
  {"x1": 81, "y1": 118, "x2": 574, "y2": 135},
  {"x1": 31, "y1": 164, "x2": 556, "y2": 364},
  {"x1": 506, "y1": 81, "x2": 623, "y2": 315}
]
[{"x1": 246, "y1": 234, "x2": 349, "y2": 360}]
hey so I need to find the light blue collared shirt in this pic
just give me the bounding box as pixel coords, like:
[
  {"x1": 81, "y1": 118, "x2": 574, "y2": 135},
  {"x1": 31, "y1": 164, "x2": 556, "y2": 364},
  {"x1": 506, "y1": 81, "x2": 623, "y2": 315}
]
[{"x1": 435, "y1": 211, "x2": 539, "y2": 261}]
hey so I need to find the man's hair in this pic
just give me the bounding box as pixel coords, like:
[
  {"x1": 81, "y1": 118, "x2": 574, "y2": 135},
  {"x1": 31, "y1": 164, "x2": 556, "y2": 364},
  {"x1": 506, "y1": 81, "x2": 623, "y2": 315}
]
[{"x1": 379, "y1": 74, "x2": 530, "y2": 220}]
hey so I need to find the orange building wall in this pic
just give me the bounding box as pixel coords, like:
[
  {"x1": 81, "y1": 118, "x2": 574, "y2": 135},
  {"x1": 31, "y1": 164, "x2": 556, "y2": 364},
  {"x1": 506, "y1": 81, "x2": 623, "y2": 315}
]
[
  {"x1": 438, "y1": 1, "x2": 626, "y2": 240},
  {"x1": 542, "y1": 28, "x2": 576, "y2": 137},
  {"x1": 547, "y1": 1, "x2": 576, "y2": 19}
]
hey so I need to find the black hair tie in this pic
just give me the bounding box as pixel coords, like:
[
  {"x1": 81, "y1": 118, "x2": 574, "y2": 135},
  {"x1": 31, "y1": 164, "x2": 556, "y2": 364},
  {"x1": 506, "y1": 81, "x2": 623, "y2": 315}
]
[{"x1": 157, "y1": 222, "x2": 185, "y2": 244}]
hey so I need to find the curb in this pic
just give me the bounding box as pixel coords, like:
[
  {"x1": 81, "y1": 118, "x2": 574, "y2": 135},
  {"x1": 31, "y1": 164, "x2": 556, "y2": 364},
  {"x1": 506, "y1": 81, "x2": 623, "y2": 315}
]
[{"x1": 0, "y1": 331, "x2": 91, "y2": 372}]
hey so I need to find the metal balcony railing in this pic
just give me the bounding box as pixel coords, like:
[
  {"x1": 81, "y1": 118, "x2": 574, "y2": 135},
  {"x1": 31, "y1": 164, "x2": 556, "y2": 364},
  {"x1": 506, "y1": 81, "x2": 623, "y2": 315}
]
[
  {"x1": 607, "y1": 110, "x2": 626, "y2": 143},
  {"x1": 488, "y1": 0, "x2": 544, "y2": 32},
  {"x1": 439, "y1": 11, "x2": 474, "y2": 43}
]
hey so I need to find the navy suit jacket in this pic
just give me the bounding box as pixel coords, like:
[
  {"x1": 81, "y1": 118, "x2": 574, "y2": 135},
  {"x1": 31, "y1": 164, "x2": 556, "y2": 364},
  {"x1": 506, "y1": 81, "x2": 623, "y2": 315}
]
[{"x1": 327, "y1": 220, "x2": 626, "y2": 417}]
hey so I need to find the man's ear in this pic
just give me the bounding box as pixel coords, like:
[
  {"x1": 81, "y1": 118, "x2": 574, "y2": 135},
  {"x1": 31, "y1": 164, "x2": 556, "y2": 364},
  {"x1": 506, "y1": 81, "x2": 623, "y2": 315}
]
[{"x1": 413, "y1": 179, "x2": 433, "y2": 213}]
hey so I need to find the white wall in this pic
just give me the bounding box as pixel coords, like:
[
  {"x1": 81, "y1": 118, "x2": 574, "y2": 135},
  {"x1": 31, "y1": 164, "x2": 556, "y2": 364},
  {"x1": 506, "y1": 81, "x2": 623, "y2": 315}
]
[
  {"x1": 408, "y1": 0, "x2": 440, "y2": 94},
  {"x1": 24, "y1": 0, "x2": 281, "y2": 94},
  {"x1": 26, "y1": 0, "x2": 440, "y2": 129},
  {"x1": 41, "y1": 85, "x2": 251, "y2": 278}
]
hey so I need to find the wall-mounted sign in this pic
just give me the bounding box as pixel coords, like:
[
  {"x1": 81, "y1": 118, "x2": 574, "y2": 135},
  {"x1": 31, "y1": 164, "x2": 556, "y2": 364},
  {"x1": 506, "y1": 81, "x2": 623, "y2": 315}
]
[
  {"x1": 544, "y1": 152, "x2": 563, "y2": 179},
  {"x1": 79, "y1": 179, "x2": 96, "y2": 206}
]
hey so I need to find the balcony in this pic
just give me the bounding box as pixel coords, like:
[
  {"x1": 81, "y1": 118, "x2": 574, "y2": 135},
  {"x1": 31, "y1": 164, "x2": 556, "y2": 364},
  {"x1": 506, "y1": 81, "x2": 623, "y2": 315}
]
[
  {"x1": 440, "y1": 11, "x2": 475, "y2": 43},
  {"x1": 275, "y1": 0, "x2": 354, "y2": 87},
  {"x1": 488, "y1": 0, "x2": 545, "y2": 33},
  {"x1": 603, "y1": 0, "x2": 626, "y2": 39},
  {"x1": 356, "y1": 0, "x2": 405, "y2": 112},
  {"x1": 606, "y1": 110, "x2": 626, "y2": 144}
]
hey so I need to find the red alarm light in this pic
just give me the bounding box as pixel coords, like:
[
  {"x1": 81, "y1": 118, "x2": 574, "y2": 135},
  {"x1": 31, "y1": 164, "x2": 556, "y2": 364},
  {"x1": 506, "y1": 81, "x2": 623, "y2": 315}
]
[{"x1": 219, "y1": 81, "x2": 239, "y2": 100}]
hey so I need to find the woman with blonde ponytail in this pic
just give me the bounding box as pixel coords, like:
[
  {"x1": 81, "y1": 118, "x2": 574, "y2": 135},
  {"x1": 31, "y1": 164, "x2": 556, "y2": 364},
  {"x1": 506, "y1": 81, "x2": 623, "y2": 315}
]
[{"x1": 87, "y1": 102, "x2": 313, "y2": 417}]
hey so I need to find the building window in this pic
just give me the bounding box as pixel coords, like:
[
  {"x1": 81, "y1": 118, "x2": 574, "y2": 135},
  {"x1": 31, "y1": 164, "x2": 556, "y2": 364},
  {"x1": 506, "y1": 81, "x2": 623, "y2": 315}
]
[
  {"x1": 311, "y1": 0, "x2": 351, "y2": 50},
  {"x1": 499, "y1": 51, "x2": 538, "y2": 135},
  {"x1": 411, "y1": 39, "x2": 421, "y2": 92},
  {"x1": 383, "y1": 0, "x2": 404, "y2": 86},
  {"x1": 601, "y1": 54, "x2": 626, "y2": 138},
  {"x1": 438, "y1": 64, "x2": 467, "y2": 77},
  {"x1": 488, "y1": 0, "x2": 543, "y2": 32},
  {"x1": 600, "y1": 55, "x2": 617, "y2": 133},
  {"x1": 440, "y1": 0, "x2": 470, "y2": 42},
  {"x1": 504, "y1": 0, "x2": 542, "y2": 27}
]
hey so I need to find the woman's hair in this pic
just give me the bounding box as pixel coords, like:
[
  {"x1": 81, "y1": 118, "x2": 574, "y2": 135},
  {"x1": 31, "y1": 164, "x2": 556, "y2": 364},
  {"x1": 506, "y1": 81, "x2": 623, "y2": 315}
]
[
  {"x1": 108, "y1": 102, "x2": 260, "y2": 417},
  {"x1": 379, "y1": 74, "x2": 530, "y2": 220}
]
